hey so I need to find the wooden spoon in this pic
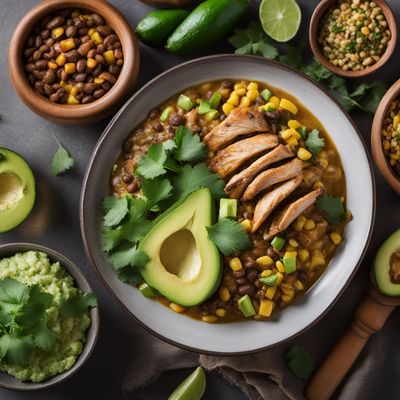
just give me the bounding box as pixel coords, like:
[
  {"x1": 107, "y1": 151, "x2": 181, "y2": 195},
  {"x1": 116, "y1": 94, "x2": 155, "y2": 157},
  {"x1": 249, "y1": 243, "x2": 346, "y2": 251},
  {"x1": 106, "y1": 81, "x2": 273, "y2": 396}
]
[{"x1": 306, "y1": 251, "x2": 400, "y2": 399}]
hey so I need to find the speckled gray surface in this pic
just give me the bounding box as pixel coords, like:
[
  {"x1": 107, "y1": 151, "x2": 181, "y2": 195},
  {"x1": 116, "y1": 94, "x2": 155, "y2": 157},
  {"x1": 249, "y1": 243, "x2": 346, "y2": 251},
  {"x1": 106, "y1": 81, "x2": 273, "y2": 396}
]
[{"x1": 0, "y1": 0, "x2": 399, "y2": 399}]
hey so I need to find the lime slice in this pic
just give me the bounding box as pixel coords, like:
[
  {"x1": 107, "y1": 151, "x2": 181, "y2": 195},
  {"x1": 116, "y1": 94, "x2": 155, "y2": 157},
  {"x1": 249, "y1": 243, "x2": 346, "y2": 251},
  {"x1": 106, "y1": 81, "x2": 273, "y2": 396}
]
[
  {"x1": 168, "y1": 367, "x2": 206, "y2": 400},
  {"x1": 259, "y1": 0, "x2": 302, "y2": 43}
]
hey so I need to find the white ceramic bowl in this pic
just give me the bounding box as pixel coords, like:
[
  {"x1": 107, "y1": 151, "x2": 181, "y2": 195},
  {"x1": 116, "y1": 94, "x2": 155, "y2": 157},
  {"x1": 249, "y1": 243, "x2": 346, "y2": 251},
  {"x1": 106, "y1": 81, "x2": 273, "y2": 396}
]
[{"x1": 80, "y1": 55, "x2": 375, "y2": 355}]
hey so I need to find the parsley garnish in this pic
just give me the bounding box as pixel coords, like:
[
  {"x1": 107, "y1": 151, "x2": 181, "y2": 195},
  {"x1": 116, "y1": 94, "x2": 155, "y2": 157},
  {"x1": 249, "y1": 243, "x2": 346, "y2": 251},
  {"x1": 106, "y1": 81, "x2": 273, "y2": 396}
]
[
  {"x1": 173, "y1": 126, "x2": 207, "y2": 162},
  {"x1": 285, "y1": 344, "x2": 315, "y2": 380},
  {"x1": 316, "y1": 195, "x2": 345, "y2": 224},
  {"x1": 51, "y1": 136, "x2": 74, "y2": 176},
  {"x1": 206, "y1": 218, "x2": 251, "y2": 256},
  {"x1": 304, "y1": 129, "x2": 325, "y2": 155}
]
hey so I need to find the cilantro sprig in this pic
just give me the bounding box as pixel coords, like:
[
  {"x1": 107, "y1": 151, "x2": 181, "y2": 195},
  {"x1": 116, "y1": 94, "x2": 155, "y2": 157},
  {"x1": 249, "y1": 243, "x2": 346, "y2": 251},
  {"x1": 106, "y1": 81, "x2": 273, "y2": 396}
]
[
  {"x1": 51, "y1": 135, "x2": 74, "y2": 176},
  {"x1": 316, "y1": 195, "x2": 345, "y2": 224},
  {"x1": 285, "y1": 344, "x2": 315, "y2": 380},
  {"x1": 304, "y1": 129, "x2": 325, "y2": 155}
]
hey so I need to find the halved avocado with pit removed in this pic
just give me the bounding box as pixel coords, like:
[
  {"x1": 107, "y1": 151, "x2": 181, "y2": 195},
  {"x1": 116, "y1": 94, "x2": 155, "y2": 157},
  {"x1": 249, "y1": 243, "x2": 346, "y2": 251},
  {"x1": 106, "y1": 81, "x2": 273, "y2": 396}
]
[
  {"x1": 374, "y1": 229, "x2": 400, "y2": 296},
  {"x1": 0, "y1": 148, "x2": 35, "y2": 233},
  {"x1": 138, "y1": 188, "x2": 221, "y2": 306}
]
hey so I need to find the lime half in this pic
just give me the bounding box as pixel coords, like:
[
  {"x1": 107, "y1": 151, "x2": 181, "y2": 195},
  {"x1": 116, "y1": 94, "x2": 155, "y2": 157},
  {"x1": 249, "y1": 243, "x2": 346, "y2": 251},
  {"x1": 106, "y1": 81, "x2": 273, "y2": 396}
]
[
  {"x1": 168, "y1": 367, "x2": 206, "y2": 400},
  {"x1": 259, "y1": 0, "x2": 302, "y2": 42}
]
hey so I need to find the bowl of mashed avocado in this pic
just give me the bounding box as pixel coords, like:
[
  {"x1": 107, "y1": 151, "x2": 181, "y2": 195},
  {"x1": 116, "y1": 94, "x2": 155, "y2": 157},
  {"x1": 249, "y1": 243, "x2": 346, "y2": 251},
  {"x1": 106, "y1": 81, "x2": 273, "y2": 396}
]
[{"x1": 0, "y1": 243, "x2": 99, "y2": 390}]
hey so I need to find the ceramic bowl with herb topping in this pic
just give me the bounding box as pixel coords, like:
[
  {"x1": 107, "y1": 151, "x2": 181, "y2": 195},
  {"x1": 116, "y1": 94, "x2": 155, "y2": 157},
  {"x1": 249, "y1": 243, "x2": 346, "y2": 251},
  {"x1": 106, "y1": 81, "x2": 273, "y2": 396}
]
[{"x1": 309, "y1": 0, "x2": 397, "y2": 78}]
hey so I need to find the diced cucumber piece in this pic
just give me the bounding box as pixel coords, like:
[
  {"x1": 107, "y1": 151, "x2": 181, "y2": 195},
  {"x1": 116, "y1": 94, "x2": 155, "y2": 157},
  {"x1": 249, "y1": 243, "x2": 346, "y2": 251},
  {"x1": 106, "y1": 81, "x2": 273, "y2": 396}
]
[
  {"x1": 177, "y1": 94, "x2": 194, "y2": 111},
  {"x1": 205, "y1": 110, "x2": 220, "y2": 121},
  {"x1": 160, "y1": 106, "x2": 174, "y2": 122},
  {"x1": 139, "y1": 282, "x2": 155, "y2": 298},
  {"x1": 210, "y1": 92, "x2": 222, "y2": 108},
  {"x1": 260, "y1": 89, "x2": 272, "y2": 101},
  {"x1": 218, "y1": 198, "x2": 237, "y2": 220},
  {"x1": 259, "y1": 274, "x2": 279, "y2": 286},
  {"x1": 283, "y1": 254, "x2": 297, "y2": 274},
  {"x1": 198, "y1": 99, "x2": 212, "y2": 115},
  {"x1": 271, "y1": 236, "x2": 286, "y2": 251},
  {"x1": 238, "y1": 294, "x2": 256, "y2": 317}
]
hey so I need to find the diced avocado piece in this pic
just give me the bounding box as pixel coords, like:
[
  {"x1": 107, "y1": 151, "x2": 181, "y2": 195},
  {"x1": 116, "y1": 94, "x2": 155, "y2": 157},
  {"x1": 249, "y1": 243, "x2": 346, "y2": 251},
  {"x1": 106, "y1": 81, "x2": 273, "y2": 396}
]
[
  {"x1": 198, "y1": 99, "x2": 212, "y2": 115},
  {"x1": 283, "y1": 252, "x2": 297, "y2": 274},
  {"x1": 259, "y1": 274, "x2": 278, "y2": 286},
  {"x1": 0, "y1": 148, "x2": 35, "y2": 233},
  {"x1": 160, "y1": 106, "x2": 174, "y2": 122},
  {"x1": 238, "y1": 294, "x2": 256, "y2": 317},
  {"x1": 271, "y1": 236, "x2": 286, "y2": 251},
  {"x1": 139, "y1": 188, "x2": 222, "y2": 307},
  {"x1": 177, "y1": 94, "x2": 194, "y2": 111},
  {"x1": 205, "y1": 110, "x2": 220, "y2": 121},
  {"x1": 260, "y1": 89, "x2": 272, "y2": 101},
  {"x1": 210, "y1": 92, "x2": 222, "y2": 109},
  {"x1": 138, "y1": 282, "x2": 155, "y2": 298},
  {"x1": 218, "y1": 198, "x2": 237, "y2": 220},
  {"x1": 374, "y1": 229, "x2": 400, "y2": 296}
]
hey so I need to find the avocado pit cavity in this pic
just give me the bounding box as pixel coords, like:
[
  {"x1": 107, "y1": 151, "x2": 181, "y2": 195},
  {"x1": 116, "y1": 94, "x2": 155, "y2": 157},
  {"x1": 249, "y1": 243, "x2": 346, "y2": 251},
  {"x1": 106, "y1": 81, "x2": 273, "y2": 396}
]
[
  {"x1": 390, "y1": 251, "x2": 400, "y2": 284},
  {"x1": 0, "y1": 171, "x2": 24, "y2": 211}
]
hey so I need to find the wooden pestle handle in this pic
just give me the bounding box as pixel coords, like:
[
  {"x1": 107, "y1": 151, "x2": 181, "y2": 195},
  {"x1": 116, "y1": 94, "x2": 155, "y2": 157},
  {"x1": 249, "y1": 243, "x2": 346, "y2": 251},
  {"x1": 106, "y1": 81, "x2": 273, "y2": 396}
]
[{"x1": 305, "y1": 287, "x2": 398, "y2": 400}]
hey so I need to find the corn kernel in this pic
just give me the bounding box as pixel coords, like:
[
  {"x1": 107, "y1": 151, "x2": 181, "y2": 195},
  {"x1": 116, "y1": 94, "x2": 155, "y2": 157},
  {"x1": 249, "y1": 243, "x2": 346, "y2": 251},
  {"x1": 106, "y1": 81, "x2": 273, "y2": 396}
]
[
  {"x1": 270, "y1": 96, "x2": 280, "y2": 108},
  {"x1": 319, "y1": 158, "x2": 329, "y2": 169},
  {"x1": 216, "y1": 308, "x2": 226, "y2": 318},
  {"x1": 234, "y1": 88, "x2": 246, "y2": 96},
  {"x1": 227, "y1": 93, "x2": 240, "y2": 106},
  {"x1": 94, "y1": 77, "x2": 105, "y2": 84},
  {"x1": 247, "y1": 82, "x2": 258, "y2": 91},
  {"x1": 280, "y1": 129, "x2": 293, "y2": 140},
  {"x1": 293, "y1": 215, "x2": 306, "y2": 231},
  {"x1": 276, "y1": 261, "x2": 286, "y2": 273},
  {"x1": 265, "y1": 286, "x2": 276, "y2": 300},
  {"x1": 286, "y1": 245, "x2": 297, "y2": 252},
  {"x1": 202, "y1": 315, "x2": 218, "y2": 323},
  {"x1": 91, "y1": 31, "x2": 103, "y2": 45},
  {"x1": 56, "y1": 54, "x2": 66, "y2": 66},
  {"x1": 313, "y1": 181, "x2": 325, "y2": 189},
  {"x1": 263, "y1": 102, "x2": 276, "y2": 111},
  {"x1": 298, "y1": 249, "x2": 310, "y2": 262},
  {"x1": 229, "y1": 257, "x2": 242, "y2": 271},
  {"x1": 63, "y1": 83, "x2": 73, "y2": 93},
  {"x1": 361, "y1": 26, "x2": 370, "y2": 35},
  {"x1": 103, "y1": 49, "x2": 115, "y2": 64},
  {"x1": 288, "y1": 238, "x2": 299, "y2": 248},
  {"x1": 261, "y1": 269, "x2": 273, "y2": 277},
  {"x1": 48, "y1": 61, "x2": 58, "y2": 69},
  {"x1": 330, "y1": 232, "x2": 342, "y2": 245},
  {"x1": 241, "y1": 219, "x2": 252, "y2": 233},
  {"x1": 276, "y1": 272, "x2": 284, "y2": 286},
  {"x1": 87, "y1": 57, "x2": 97, "y2": 69},
  {"x1": 393, "y1": 115, "x2": 400, "y2": 130},
  {"x1": 288, "y1": 119, "x2": 302, "y2": 130},
  {"x1": 246, "y1": 89, "x2": 259, "y2": 102},
  {"x1": 83, "y1": 14, "x2": 93, "y2": 20},
  {"x1": 286, "y1": 137, "x2": 298, "y2": 147},
  {"x1": 240, "y1": 96, "x2": 251, "y2": 107},
  {"x1": 60, "y1": 38, "x2": 75, "y2": 52},
  {"x1": 51, "y1": 27, "x2": 64, "y2": 39},
  {"x1": 256, "y1": 256, "x2": 274, "y2": 267},
  {"x1": 88, "y1": 28, "x2": 96, "y2": 35},
  {"x1": 281, "y1": 294, "x2": 294, "y2": 303},
  {"x1": 218, "y1": 286, "x2": 231, "y2": 302},
  {"x1": 281, "y1": 287, "x2": 295, "y2": 297},
  {"x1": 304, "y1": 219, "x2": 316, "y2": 230},
  {"x1": 222, "y1": 103, "x2": 234, "y2": 115},
  {"x1": 297, "y1": 147, "x2": 313, "y2": 161},
  {"x1": 310, "y1": 250, "x2": 325, "y2": 269},
  {"x1": 234, "y1": 83, "x2": 245, "y2": 91},
  {"x1": 64, "y1": 63, "x2": 76, "y2": 74},
  {"x1": 289, "y1": 129, "x2": 301, "y2": 140},
  {"x1": 294, "y1": 280, "x2": 304, "y2": 290},
  {"x1": 259, "y1": 299, "x2": 273, "y2": 317},
  {"x1": 70, "y1": 86, "x2": 78, "y2": 97},
  {"x1": 66, "y1": 94, "x2": 79, "y2": 105},
  {"x1": 280, "y1": 98, "x2": 298, "y2": 114},
  {"x1": 169, "y1": 303, "x2": 186, "y2": 313}
]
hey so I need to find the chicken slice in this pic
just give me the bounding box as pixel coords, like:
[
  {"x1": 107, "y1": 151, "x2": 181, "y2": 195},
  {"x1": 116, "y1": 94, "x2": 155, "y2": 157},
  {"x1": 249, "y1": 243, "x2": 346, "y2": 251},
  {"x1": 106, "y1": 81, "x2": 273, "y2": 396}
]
[
  {"x1": 209, "y1": 134, "x2": 279, "y2": 179},
  {"x1": 251, "y1": 175, "x2": 303, "y2": 233},
  {"x1": 203, "y1": 108, "x2": 269, "y2": 151},
  {"x1": 243, "y1": 158, "x2": 303, "y2": 201},
  {"x1": 225, "y1": 145, "x2": 294, "y2": 199},
  {"x1": 265, "y1": 187, "x2": 325, "y2": 239}
]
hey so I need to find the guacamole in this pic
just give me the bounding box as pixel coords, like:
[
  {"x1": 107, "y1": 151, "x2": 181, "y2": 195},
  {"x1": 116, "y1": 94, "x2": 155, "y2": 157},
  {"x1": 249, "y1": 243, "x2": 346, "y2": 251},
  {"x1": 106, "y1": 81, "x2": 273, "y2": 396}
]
[{"x1": 0, "y1": 251, "x2": 90, "y2": 382}]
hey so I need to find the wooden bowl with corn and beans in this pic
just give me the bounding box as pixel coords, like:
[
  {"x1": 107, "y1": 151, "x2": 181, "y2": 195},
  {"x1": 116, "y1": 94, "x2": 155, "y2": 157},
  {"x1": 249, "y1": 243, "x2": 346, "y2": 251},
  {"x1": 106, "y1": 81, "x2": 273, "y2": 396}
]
[
  {"x1": 372, "y1": 79, "x2": 400, "y2": 194},
  {"x1": 8, "y1": 0, "x2": 140, "y2": 125},
  {"x1": 309, "y1": 0, "x2": 397, "y2": 78}
]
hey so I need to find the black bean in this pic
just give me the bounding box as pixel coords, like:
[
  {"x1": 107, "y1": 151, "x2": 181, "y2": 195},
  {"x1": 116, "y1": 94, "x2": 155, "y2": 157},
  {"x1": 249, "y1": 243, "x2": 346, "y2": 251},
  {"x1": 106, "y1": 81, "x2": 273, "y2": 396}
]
[
  {"x1": 35, "y1": 59, "x2": 48, "y2": 70},
  {"x1": 238, "y1": 285, "x2": 255, "y2": 296},
  {"x1": 256, "y1": 95, "x2": 264, "y2": 105},
  {"x1": 233, "y1": 269, "x2": 246, "y2": 278},
  {"x1": 244, "y1": 259, "x2": 258, "y2": 269},
  {"x1": 116, "y1": 59, "x2": 124, "y2": 66},
  {"x1": 112, "y1": 41, "x2": 121, "y2": 50},
  {"x1": 92, "y1": 64, "x2": 102, "y2": 77},
  {"x1": 32, "y1": 70, "x2": 45, "y2": 80},
  {"x1": 152, "y1": 122, "x2": 163, "y2": 132},
  {"x1": 34, "y1": 81, "x2": 45, "y2": 94},
  {"x1": 82, "y1": 95, "x2": 94, "y2": 104},
  {"x1": 87, "y1": 48, "x2": 97, "y2": 59},
  {"x1": 243, "y1": 211, "x2": 254, "y2": 220},
  {"x1": 43, "y1": 69, "x2": 56, "y2": 84},
  {"x1": 148, "y1": 108, "x2": 159, "y2": 119},
  {"x1": 246, "y1": 269, "x2": 258, "y2": 282},
  {"x1": 267, "y1": 248, "x2": 279, "y2": 261},
  {"x1": 236, "y1": 277, "x2": 248, "y2": 285},
  {"x1": 74, "y1": 18, "x2": 85, "y2": 29},
  {"x1": 25, "y1": 63, "x2": 36, "y2": 73},
  {"x1": 93, "y1": 88, "x2": 106, "y2": 98},
  {"x1": 65, "y1": 49, "x2": 79, "y2": 62},
  {"x1": 103, "y1": 34, "x2": 118, "y2": 47},
  {"x1": 97, "y1": 25, "x2": 112, "y2": 36},
  {"x1": 91, "y1": 13, "x2": 104, "y2": 26},
  {"x1": 43, "y1": 83, "x2": 54, "y2": 96},
  {"x1": 76, "y1": 59, "x2": 86, "y2": 73},
  {"x1": 95, "y1": 54, "x2": 106, "y2": 65},
  {"x1": 53, "y1": 42, "x2": 62, "y2": 53},
  {"x1": 114, "y1": 48, "x2": 123, "y2": 59},
  {"x1": 66, "y1": 18, "x2": 73, "y2": 26},
  {"x1": 256, "y1": 290, "x2": 265, "y2": 299},
  {"x1": 122, "y1": 175, "x2": 133, "y2": 184},
  {"x1": 65, "y1": 25, "x2": 77, "y2": 37},
  {"x1": 78, "y1": 27, "x2": 89, "y2": 36},
  {"x1": 39, "y1": 44, "x2": 49, "y2": 53},
  {"x1": 297, "y1": 270, "x2": 308, "y2": 282},
  {"x1": 27, "y1": 35, "x2": 34, "y2": 47},
  {"x1": 168, "y1": 113, "x2": 183, "y2": 126},
  {"x1": 41, "y1": 29, "x2": 51, "y2": 40},
  {"x1": 49, "y1": 91, "x2": 60, "y2": 102},
  {"x1": 75, "y1": 92, "x2": 83, "y2": 101},
  {"x1": 24, "y1": 47, "x2": 35, "y2": 58},
  {"x1": 222, "y1": 80, "x2": 234, "y2": 89},
  {"x1": 77, "y1": 41, "x2": 92, "y2": 57},
  {"x1": 73, "y1": 73, "x2": 87, "y2": 83},
  {"x1": 47, "y1": 16, "x2": 64, "y2": 30},
  {"x1": 81, "y1": 35, "x2": 91, "y2": 43},
  {"x1": 34, "y1": 35, "x2": 43, "y2": 48},
  {"x1": 61, "y1": 70, "x2": 69, "y2": 82},
  {"x1": 33, "y1": 50, "x2": 42, "y2": 61},
  {"x1": 96, "y1": 44, "x2": 105, "y2": 53},
  {"x1": 127, "y1": 181, "x2": 140, "y2": 193},
  {"x1": 52, "y1": 83, "x2": 60, "y2": 90},
  {"x1": 108, "y1": 65, "x2": 120, "y2": 75},
  {"x1": 84, "y1": 83, "x2": 96, "y2": 93},
  {"x1": 45, "y1": 38, "x2": 55, "y2": 47},
  {"x1": 76, "y1": 82, "x2": 85, "y2": 92},
  {"x1": 98, "y1": 71, "x2": 116, "y2": 84},
  {"x1": 86, "y1": 19, "x2": 95, "y2": 28}
]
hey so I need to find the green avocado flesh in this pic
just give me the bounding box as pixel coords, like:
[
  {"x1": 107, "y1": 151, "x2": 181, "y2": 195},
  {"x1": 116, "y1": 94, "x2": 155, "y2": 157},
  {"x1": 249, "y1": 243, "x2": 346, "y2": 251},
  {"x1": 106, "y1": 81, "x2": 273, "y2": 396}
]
[
  {"x1": 374, "y1": 229, "x2": 400, "y2": 296},
  {"x1": 0, "y1": 148, "x2": 35, "y2": 233},
  {"x1": 139, "y1": 188, "x2": 221, "y2": 307}
]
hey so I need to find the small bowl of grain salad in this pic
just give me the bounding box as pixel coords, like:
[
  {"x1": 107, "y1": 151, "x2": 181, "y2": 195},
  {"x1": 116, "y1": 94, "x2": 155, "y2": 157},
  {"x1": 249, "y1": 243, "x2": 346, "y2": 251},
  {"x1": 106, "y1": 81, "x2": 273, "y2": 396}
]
[
  {"x1": 0, "y1": 243, "x2": 99, "y2": 390},
  {"x1": 372, "y1": 80, "x2": 400, "y2": 194},
  {"x1": 309, "y1": 0, "x2": 397, "y2": 77}
]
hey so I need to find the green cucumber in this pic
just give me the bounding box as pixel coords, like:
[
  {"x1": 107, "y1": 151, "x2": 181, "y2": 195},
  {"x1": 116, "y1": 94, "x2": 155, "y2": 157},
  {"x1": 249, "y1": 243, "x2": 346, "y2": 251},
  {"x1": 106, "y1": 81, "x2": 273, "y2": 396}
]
[
  {"x1": 136, "y1": 9, "x2": 190, "y2": 46},
  {"x1": 166, "y1": 0, "x2": 249, "y2": 54}
]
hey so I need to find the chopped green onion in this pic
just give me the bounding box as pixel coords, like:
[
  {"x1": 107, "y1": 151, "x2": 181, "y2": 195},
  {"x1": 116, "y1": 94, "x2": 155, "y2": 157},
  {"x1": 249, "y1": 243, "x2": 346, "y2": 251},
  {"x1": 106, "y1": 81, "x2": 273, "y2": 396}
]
[
  {"x1": 177, "y1": 94, "x2": 194, "y2": 111},
  {"x1": 205, "y1": 110, "x2": 220, "y2": 121},
  {"x1": 259, "y1": 274, "x2": 278, "y2": 287},
  {"x1": 260, "y1": 89, "x2": 272, "y2": 102},
  {"x1": 139, "y1": 283, "x2": 155, "y2": 298},
  {"x1": 218, "y1": 198, "x2": 237, "y2": 220},
  {"x1": 271, "y1": 236, "x2": 286, "y2": 251},
  {"x1": 210, "y1": 92, "x2": 222, "y2": 108},
  {"x1": 238, "y1": 294, "x2": 256, "y2": 317},
  {"x1": 198, "y1": 99, "x2": 213, "y2": 115},
  {"x1": 160, "y1": 106, "x2": 173, "y2": 122},
  {"x1": 283, "y1": 254, "x2": 297, "y2": 274}
]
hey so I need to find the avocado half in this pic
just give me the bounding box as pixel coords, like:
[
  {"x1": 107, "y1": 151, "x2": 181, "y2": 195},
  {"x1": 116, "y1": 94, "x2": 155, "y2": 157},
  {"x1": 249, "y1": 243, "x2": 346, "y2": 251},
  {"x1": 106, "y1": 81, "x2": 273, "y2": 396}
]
[
  {"x1": 138, "y1": 188, "x2": 222, "y2": 307},
  {"x1": 0, "y1": 148, "x2": 35, "y2": 233},
  {"x1": 374, "y1": 229, "x2": 400, "y2": 297}
]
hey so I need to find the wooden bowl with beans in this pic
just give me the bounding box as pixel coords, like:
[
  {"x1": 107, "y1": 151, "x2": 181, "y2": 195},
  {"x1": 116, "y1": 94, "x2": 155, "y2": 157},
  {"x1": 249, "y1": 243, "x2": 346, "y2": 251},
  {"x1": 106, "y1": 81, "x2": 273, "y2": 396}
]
[
  {"x1": 309, "y1": 0, "x2": 397, "y2": 78},
  {"x1": 371, "y1": 79, "x2": 400, "y2": 194},
  {"x1": 8, "y1": 0, "x2": 140, "y2": 125}
]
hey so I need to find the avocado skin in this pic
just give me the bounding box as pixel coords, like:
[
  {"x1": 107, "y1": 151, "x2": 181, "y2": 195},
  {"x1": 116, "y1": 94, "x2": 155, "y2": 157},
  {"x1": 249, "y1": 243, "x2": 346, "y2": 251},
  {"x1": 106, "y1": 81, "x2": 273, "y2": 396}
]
[{"x1": 374, "y1": 229, "x2": 400, "y2": 296}]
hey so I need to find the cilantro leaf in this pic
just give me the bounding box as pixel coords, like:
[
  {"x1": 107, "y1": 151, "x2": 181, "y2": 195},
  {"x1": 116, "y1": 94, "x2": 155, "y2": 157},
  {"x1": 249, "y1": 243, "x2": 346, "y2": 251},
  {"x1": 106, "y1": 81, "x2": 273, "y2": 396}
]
[
  {"x1": 0, "y1": 278, "x2": 29, "y2": 313},
  {"x1": 142, "y1": 178, "x2": 173, "y2": 206},
  {"x1": 108, "y1": 243, "x2": 149, "y2": 271},
  {"x1": 207, "y1": 218, "x2": 251, "y2": 256},
  {"x1": 29, "y1": 285, "x2": 53, "y2": 309},
  {"x1": 136, "y1": 144, "x2": 168, "y2": 179},
  {"x1": 59, "y1": 292, "x2": 97, "y2": 318},
  {"x1": 357, "y1": 81, "x2": 387, "y2": 114},
  {"x1": 102, "y1": 196, "x2": 129, "y2": 227},
  {"x1": 316, "y1": 195, "x2": 345, "y2": 224},
  {"x1": 285, "y1": 344, "x2": 315, "y2": 380},
  {"x1": 4, "y1": 335, "x2": 34, "y2": 365},
  {"x1": 173, "y1": 126, "x2": 207, "y2": 162},
  {"x1": 252, "y1": 41, "x2": 278, "y2": 59},
  {"x1": 51, "y1": 143, "x2": 74, "y2": 176},
  {"x1": 33, "y1": 325, "x2": 55, "y2": 352},
  {"x1": 117, "y1": 267, "x2": 143, "y2": 285},
  {"x1": 162, "y1": 139, "x2": 176, "y2": 151},
  {"x1": 305, "y1": 129, "x2": 325, "y2": 155},
  {"x1": 102, "y1": 227, "x2": 123, "y2": 252}
]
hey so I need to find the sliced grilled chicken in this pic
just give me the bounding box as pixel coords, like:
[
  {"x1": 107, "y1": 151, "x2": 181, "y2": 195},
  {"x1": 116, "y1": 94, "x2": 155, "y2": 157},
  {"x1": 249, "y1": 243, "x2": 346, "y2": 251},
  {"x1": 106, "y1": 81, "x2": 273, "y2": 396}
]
[
  {"x1": 265, "y1": 187, "x2": 325, "y2": 239},
  {"x1": 251, "y1": 175, "x2": 303, "y2": 233},
  {"x1": 225, "y1": 145, "x2": 293, "y2": 199},
  {"x1": 243, "y1": 158, "x2": 303, "y2": 201},
  {"x1": 209, "y1": 134, "x2": 279, "y2": 179},
  {"x1": 203, "y1": 108, "x2": 269, "y2": 151}
]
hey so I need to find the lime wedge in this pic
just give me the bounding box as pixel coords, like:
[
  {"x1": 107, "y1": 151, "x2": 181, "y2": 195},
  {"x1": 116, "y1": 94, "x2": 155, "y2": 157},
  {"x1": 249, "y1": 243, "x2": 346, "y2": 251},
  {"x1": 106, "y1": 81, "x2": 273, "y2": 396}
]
[
  {"x1": 259, "y1": 0, "x2": 302, "y2": 43},
  {"x1": 168, "y1": 367, "x2": 206, "y2": 400}
]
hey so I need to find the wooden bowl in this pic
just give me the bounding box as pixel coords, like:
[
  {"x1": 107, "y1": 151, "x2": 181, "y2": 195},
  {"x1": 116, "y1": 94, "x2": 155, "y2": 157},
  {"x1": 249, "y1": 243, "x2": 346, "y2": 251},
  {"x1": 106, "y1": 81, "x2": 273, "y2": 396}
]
[
  {"x1": 371, "y1": 79, "x2": 400, "y2": 194},
  {"x1": 309, "y1": 0, "x2": 397, "y2": 78},
  {"x1": 8, "y1": 0, "x2": 140, "y2": 125},
  {"x1": 0, "y1": 242, "x2": 99, "y2": 390}
]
